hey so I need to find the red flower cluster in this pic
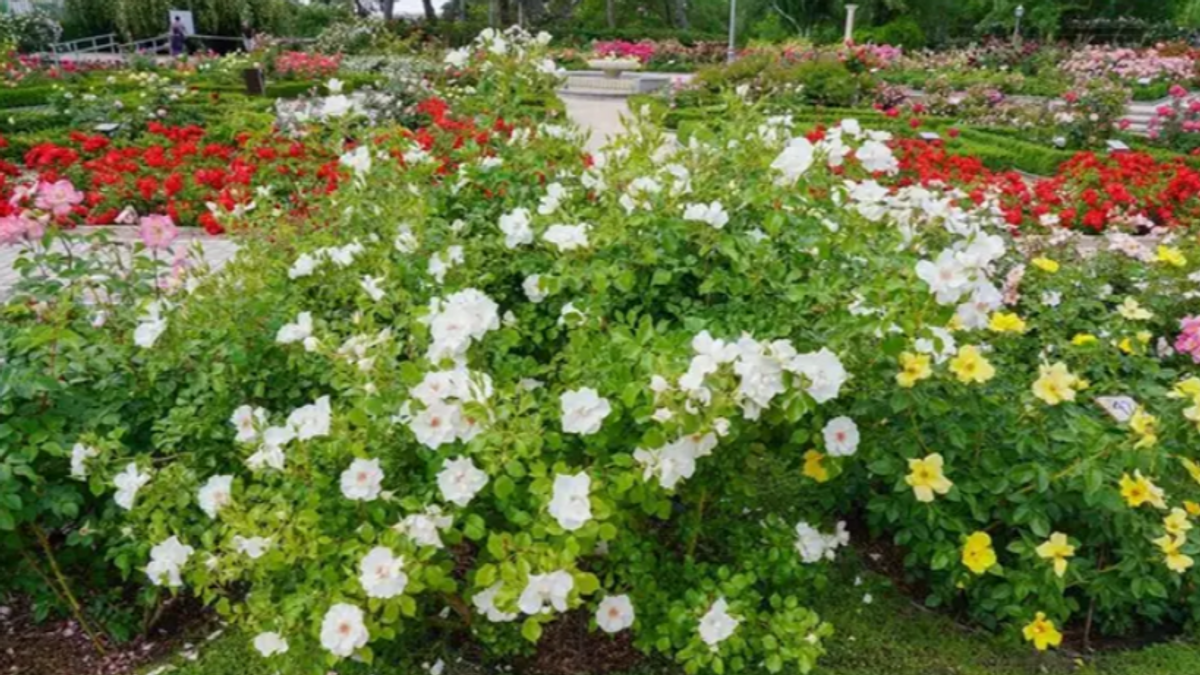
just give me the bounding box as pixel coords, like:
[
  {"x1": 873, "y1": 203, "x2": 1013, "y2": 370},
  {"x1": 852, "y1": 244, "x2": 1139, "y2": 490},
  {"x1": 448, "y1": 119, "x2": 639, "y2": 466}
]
[
  {"x1": 274, "y1": 51, "x2": 342, "y2": 79},
  {"x1": 889, "y1": 138, "x2": 1200, "y2": 232},
  {"x1": 1, "y1": 98, "x2": 518, "y2": 235},
  {"x1": 593, "y1": 41, "x2": 656, "y2": 64}
]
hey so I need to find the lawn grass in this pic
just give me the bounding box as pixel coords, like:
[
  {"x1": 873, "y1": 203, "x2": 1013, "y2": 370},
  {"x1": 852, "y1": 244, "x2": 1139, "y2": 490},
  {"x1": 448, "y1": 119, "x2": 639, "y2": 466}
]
[{"x1": 140, "y1": 560, "x2": 1200, "y2": 675}]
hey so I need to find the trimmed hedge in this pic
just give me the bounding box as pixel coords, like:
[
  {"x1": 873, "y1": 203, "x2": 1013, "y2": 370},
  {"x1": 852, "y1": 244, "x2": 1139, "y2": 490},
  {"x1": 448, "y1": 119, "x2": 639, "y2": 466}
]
[
  {"x1": 0, "y1": 85, "x2": 56, "y2": 110},
  {"x1": 1131, "y1": 81, "x2": 1171, "y2": 102},
  {"x1": 0, "y1": 110, "x2": 71, "y2": 135}
]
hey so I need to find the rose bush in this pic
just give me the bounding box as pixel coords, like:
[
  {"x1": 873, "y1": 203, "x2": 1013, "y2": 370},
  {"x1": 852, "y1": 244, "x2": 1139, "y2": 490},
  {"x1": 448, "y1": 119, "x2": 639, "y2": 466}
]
[{"x1": 10, "y1": 27, "x2": 1200, "y2": 674}]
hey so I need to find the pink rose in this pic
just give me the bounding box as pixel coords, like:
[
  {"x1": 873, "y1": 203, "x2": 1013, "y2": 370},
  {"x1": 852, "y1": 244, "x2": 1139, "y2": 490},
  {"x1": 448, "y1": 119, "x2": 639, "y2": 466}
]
[
  {"x1": 1175, "y1": 316, "x2": 1200, "y2": 363},
  {"x1": 139, "y1": 214, "x2": 179, "y2": 250},
  {"x1": 0, "y1": 213, "x2": 44, "y2": 246},
  {"x1": 34, "y1": 180, "x2": 83, "y2": 217}
]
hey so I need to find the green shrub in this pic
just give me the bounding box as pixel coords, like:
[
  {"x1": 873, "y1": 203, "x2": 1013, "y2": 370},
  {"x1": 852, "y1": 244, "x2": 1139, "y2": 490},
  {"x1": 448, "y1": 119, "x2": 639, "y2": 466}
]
[
  {"x1": 0, "y1": 10, "x2": 61, "y2": 53},
  {"x1": 778, "y1": 57, "x2": 868, "y2": 107},
  {"x1": 693, "y1": 52, "x2": 773, "y2": 91},
  {"x1": 1132, "y1": 82, "x2": 1172, "y2": 102},
  {"x1": 863, "y1": 17, "x2": 927, "y2": 49},
  {"x1": 750, "y1": 13, "x2": 793, "y2": 44}
]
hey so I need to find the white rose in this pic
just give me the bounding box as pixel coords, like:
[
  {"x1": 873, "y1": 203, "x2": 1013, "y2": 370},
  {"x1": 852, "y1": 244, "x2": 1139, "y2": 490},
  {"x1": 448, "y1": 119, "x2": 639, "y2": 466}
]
[
  {"x1": 437, "y1": 457, "x2": 488, "y2": 507},
  {"x1": 560, "y1": 387, "x2": 612, "y2": 435},
  {"x1": 822, "y1": 416, "x2": 859, "y2": 457},
  {"x1": 253, "y1": 631, "x2": 289, "y2": 657},
  {"x1": 548, "y1": 472, "x2": 592, "y2": 531},
  {"x1": 319, "y1": 603, "x2": 369, "y2": 658},
  {"x1": 359, "y1": 546, "x2": 408, "y2": 599},
  {"x1": 197, "y1": 475, "x2": 233, "y2": 519},
  {"x1": 340, "y1": 458, "x2": 384, "y2": 501},
  {"x1": 698, "y1": 597, "x2": 739, "y2": 646},
  {"x1": 595, "y1": 594, "x2": 635, "y2": 633}
]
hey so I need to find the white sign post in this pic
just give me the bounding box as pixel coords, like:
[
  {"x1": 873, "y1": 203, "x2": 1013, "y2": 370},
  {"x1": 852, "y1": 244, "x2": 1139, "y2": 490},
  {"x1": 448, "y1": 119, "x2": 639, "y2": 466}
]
[{"x1": 168, "y1": 10, "x2": 196, "y2": 35}]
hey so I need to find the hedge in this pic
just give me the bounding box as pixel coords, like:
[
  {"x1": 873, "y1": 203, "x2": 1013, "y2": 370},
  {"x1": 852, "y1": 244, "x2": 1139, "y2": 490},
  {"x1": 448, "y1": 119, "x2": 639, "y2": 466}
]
[
  {"x1": 0, "y1": 110, "x2": 71, "y2": 135},
  {"x1": 0, "y1": 85, "x2": 56, "y2": 110}
]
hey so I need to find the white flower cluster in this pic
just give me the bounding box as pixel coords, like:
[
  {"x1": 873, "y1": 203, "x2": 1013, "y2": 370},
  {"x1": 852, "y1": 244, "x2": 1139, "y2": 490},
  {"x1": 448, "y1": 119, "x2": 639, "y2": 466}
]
[
  {"x1": 230, "y1": 397, "x2": 332, "y2": 471},
  {"x1": 402, "y1": 366, "x2": 494, "y2": 448},
  {"x1": 794, "y1": 521, "x2": 850, "y2": 564},
  {"x1": 518, "y1": 570, "x2": 574, "y2": 614},
  {"x1": 915, "y1": 231, "x2": 1008, "y2": 329},
  {"x1": 197, "y1": 474, "x2": 233, "y2": 519},
  {"x1": 276, "y1": 311, "x2": 318, "y2": 350},
  {"x1": 634, "y1": 432, "x2": 717, "y2": 490},
  {"x1": 437, "y1": 456, "x2": 489, "y2": 507},
  {"x1": 359, "y1": 546, "x2": 408, "y2": 599},
  {"x1": 429, "y1": 245, "x2": 465, "y2": 284},
  {"x1": 682, "y1": 201, "x2": 729, "y2": 229},
  {"x1": 682, "y1": 331, "x2": 848, "y2": 419},
  {"x1": 543, "y1": 223, "x2": 591, "y2": 252},
  {"x1": 146, "y1": 535, "x2": 194, "y2": 587},
  {"x1": 444, "y1": 27, "x2": 553, "y2": 69},
  {"x1": 393, "y1": 505, "x2": 454, "y2": 548},
  {"x1": 770, "y1": 121, "x2": 899, "y2": 185},
  {"x1": 341, "y1": 457, "x2": 384, "y2": 501},
  {"x1": 287, "y1": 241, "x2": 365, "y2": 279},
  {"x1": 630, "y1": 331, "x2": 848, "y2": 490},
  {"x1": 421, "y1": 289, "x2": 500, "y2": 362},
  {"x1": 499, "y1": 207, "x2": 533, "y2": 248}
]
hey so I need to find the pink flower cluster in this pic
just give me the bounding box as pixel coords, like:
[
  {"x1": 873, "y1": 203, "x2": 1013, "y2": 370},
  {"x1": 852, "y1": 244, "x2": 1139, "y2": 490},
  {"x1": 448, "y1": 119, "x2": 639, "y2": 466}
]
[
  {"x1": 1176, "y1": 316, "x2": 1200, "y2": 363},
  {"x1": 1062, "y1": 47, "x2": 1195, "y2": 84},
  {"x1": 274, "y1": 51, "x2": 342, "y2": 79},
  {"x1": 866, "y1": 44, "x2": 904, "y2": 66},
  {"x1": 34, "y1": 179, "x2": 84, "y2": 217},
  {"x1": 0, "y1": 213, "x2": 44, "y2": 246},
  {"x1": 1146, "y1": 86, "x2": 1200, "y2": 139},
  {"x1": 593, "y1": 40, "x2": 656, "y2": 64}
]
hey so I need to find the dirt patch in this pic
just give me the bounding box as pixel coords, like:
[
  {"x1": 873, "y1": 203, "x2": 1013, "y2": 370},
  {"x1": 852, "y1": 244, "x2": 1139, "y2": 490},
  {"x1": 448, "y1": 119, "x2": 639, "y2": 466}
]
[
  {"x1": 517, "y1": 609, "x2": 644, "y2": 675},
  {"x1": 0, "y1": 596, "x2": 217, "y2": 675}
]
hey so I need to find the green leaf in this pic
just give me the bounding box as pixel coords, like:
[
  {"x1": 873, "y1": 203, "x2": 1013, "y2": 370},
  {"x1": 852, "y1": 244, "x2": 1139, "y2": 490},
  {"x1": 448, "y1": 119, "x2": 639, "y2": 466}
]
[
  {"x1": 521, "y1": 617, "x2": 543, "y2": 643},
  {"x1": 494, "y1": 475, "x2": 516, "y2": 500}
]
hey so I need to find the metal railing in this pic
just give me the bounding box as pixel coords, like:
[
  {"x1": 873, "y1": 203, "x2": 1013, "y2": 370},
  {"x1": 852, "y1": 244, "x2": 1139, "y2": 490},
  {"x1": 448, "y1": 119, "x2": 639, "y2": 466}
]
[
  {"x1": 119, "y1": 34, "x2": 171, "y2": 55},
  {"x1": 49, "y1": 32, "x2": 120, "y2": 62},
  {"x1": 49, "y1": 32, "x2": 315, "y2": 63}
]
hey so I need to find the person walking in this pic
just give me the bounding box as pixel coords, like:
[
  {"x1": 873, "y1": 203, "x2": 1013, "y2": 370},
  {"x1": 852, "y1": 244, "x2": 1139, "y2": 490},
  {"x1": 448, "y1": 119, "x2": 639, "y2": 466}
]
[
  {"x1": 170, "y1": 16, "x2": 187, "y2": 57},
  {"x1": 241, "y1": 22, "x2": 257, "y2": 52}
]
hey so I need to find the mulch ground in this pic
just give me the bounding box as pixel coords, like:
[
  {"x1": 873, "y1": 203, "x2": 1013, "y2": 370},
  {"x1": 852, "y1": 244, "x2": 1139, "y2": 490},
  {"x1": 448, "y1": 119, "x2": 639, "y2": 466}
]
[
  {"x1": 0, "y1": 596, "x2": 216, "y2": 675},
  {"x1": 519, "y1": 609, "x2": 644, "y2": 675}
]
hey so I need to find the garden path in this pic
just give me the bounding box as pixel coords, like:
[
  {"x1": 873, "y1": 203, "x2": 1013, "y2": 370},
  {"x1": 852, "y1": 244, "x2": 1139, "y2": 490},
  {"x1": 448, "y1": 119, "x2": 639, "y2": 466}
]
[{"x1": 560, "y1": 94, "x2": 632, "y2": 153}]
